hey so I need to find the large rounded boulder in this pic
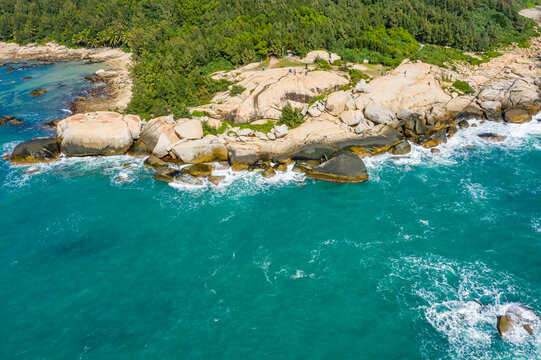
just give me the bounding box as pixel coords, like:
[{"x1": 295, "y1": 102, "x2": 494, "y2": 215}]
[
  {"x1": 10, "y1": 137, "x2": 60, "y2": 164},
  {"x1": 57, "y1": 112, "x2": 141, "y2": 156},
  {"x1": 307, "y1": 152, "x2": 368, "y2": 183},
  {"x1": 169, "y1": 137, "x2": 228, "y2": 164}
]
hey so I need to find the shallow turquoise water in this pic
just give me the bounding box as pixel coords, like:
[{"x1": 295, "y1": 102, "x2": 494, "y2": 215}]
[{"x1": 1, "y1": 62, "x2": 541, "y2": 360}]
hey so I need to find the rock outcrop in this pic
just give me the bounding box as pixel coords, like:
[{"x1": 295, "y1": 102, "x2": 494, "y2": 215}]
[
  {"x1": 57, "y1": 112, "x2": 141, "y2": 156},
  {"x1": 10, "y1": 137, "x2": 60, "y2": 164},
  {"x1": 307, "y1": 152, "x2": 368, "y2": 183},
  {"x1": 169, "y1": 137, "x2": 228, "y2": 163}
]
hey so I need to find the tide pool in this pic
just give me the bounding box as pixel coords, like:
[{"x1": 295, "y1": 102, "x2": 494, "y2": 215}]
[{"x1": 1, "y1": 62, "x2": 540, "y2": 360}]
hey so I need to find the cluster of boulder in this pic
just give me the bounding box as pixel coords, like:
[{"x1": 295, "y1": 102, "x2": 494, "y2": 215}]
[{"x1": 0, "y1": 115, "x2": 24, "y2": 126}]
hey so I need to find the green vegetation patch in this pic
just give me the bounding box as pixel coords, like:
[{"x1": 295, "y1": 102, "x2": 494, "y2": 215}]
[
  {"x1": 452, "y1": 80, "x2": 475, "y2": 95},
  {"x1": 230, "y1": 85, "x2": 246, "y2": 97},
  {"x1": 279, "y1": 104, "x2": 305, "y2": 128}
]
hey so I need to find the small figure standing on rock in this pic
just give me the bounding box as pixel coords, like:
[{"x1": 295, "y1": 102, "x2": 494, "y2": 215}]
[{"x1": 404, "y1": 71, "x2": 407, "y2": 77}]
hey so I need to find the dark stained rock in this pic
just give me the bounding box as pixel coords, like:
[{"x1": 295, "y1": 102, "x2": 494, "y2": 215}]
[
  {"x1": 30, "y1": 88, "x2": 47, "y2": 97},
  {"x1": 10, "y1": 137, "x2": 59, "y2": 164},
  {"x1": 144, "y1": 155, "x2": 168, "y2": 170},
  {"x1": 274, "y1": 163, "x2": 288, "y2": 172},
  {"x1": 127, "y1": 140, "x2": 152, "y2": 157},
  {"x1": 182, "y1": 163, "x2": 212, "y2": 177},
  {"x1": 154, "y1": 167, "x2": 182, "y2": 183},
  {"x1": 422, "y1": 139, "x2": 440, "y2": 149},
  {"x1": 6, "y1": 66, "x2": 14, "y2": 71},
  {"x1": 478, "y1": 133, "x2": 506, "y2": 142},
  {"x1": 0, "y1": 116, "x2": 14, "y2": 125},
  {"x1": 11, "y1": 118, "x2": 24, "y2": 125},
  {"x1": 458, "y1": 119, "x2": 469, "y2": 129},
  {"x1": 389, "y1": 140, "x2": 411, "y2": 155},
  {"x1": 307, "y1": 152, "x2": 368, "y2": 183},
  {"x1": 289, "y1": 143, "x2": 339, "y2": 161},
  {"x1": 261, "y1": 167, "x2": 276, "y2": 178},
  {"x1": 335, "y1": 135, "x2": 400, "y2": 156},
  {"x1": 454, "y1": 104, "x2": 484, "y2": 122},
  {"x1": 430, "y1": 148, "x2": 441, "y2": 154},
  {"x1": 504, "y1": 109, "x2": 531, "y2": 123},
  {"x1": 208, "y1": 175, "x2": 225, "y2": 185}
]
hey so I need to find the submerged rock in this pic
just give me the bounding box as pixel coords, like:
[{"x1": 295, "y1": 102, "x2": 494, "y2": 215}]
[
  {"x1": 478, "y1": 133, "x2": 506, "y2": 142},
  {"x1": 208, "y1": 175, "x2": 226, "y2": 185},
  {"x1": 307, "y1": 152, "x2": 368, "y2": 183},
  {"x1": 144, "y1": 155, "x2": 168, "y2": 170},
  {"x1": 30, "y1": 88, "x2": 47, "y2": 97},
  {"x1": 261, "y1": 167, "x2": 276, "y2": 178},
  {"x1": 10, "y1": 137, "x2": 60, "y2": 164}
]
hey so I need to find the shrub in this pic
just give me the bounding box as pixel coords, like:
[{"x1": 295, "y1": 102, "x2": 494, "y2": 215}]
[
  {"x1": 230, "y1": 85, "x2": 246, "y2": 96},
  {"x1": 279, "y1": 104, "x2": 304, "y2": 128},
  {"x1": 309, "y1": 95, "x2": 325, "y2": 106},
  {"x1": 517, "y1": 40, "x2": 531, "y2": 49},
  {"x1": 191, "y1": 110, "x2": 211, "y2": 117},
  {"x1": 453, "y1": 80, "x2": 475, "y2": 94},
  {"x1": 314, "y1": 57, "x2": 331, "y2": 70}
]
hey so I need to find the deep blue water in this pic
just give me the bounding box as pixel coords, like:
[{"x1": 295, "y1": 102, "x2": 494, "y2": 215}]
[{"x1": 1, "y1": 61, "x2": 541, "y2": 360}]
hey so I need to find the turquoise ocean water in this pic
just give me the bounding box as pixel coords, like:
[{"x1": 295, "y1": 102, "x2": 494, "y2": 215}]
[{"x1": 1, "y1": 62, "x2": 541, "y2": 360}]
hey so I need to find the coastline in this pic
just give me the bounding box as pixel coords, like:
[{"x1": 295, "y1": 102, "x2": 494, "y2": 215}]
[{"x1": 0, "y1": 42, "x2": 132, "y2": 113}]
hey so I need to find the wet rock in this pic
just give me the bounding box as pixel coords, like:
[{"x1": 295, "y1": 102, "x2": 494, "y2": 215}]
[
  {"x1": 23, "y1": 76, "x2": 32, "y2": 80},
  {"x1": 504, "y1": 109, "x2": 531, "y2": 123},
  {"x1": 229, "y1": 148, "x2": 259, "y2": 166},
  {"x1": 0, "y1": 115, "x2": 15, "y2": 125},
  {"x1": 144, "y1": 155, "x2": 168, "y2": 170},
  {"x1": 274, "y1": 163, "x2": 288, "y2": 172},
  {"x1": 307, "y1": 152, "x2": 368, "y2": 183},
  {"x1": 497, "y1": 305, "x2": 540, "y2": 339},
  {"x1": 30, "y1": 88, "x2": 47, "y2": 97},
  {"x1": 154, "y1": 167, "x2": 182, "y2": 183},
  {"x1": 261, "y1": 167, "x2": 276, "y2": 178},
  {"x1": 478, "y1": 133, "x2": 506, "y2": 142},
  {"x1": 24, "y1": 168, "x2": 39, "y2": 175},
  {"x1": 127, "y1": 140, "x2": 152, "y2": 157},
  {"x1": 458, "y1": 120, "x2": 469, "y2": 129},
  {"x1": 182, "y1": 163, "x2": 212, "y2": 177},
  {"x1": 208, "y1": 175, "x2": 226, "y2": 185},
  {"x1": 10, "y1": 118, "x2": 24, "y2": 125},
  {"x1": 430, "y1": 148, "x2": 441, "y2": 154},
  {"x1": 10, "y1": 137, "x2": 59, "y2": 164},
  {"x1": 422, "y1": 139, "x2": 440, "y2": 149},
  {"x1": 389, "y1": 140, "x2": 411, "y2": 155},
  {"x1": 336, "y1": 135, "x2": 399, "y2": 157}
]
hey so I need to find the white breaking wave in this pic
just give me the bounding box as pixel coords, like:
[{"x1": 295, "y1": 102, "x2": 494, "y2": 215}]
[{"x1": 379, "y1": 256, "x2": 541, "y2": 360}]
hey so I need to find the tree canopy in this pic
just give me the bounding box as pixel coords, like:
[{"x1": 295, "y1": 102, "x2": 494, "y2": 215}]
[{"x1": 0, "y1": 0, "x2": 538, "y2": 118}]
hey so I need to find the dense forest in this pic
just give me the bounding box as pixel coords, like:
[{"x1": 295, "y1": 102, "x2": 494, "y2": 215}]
[{"x1": 0, "y1": 0, "x2": 539, "y2": 118}]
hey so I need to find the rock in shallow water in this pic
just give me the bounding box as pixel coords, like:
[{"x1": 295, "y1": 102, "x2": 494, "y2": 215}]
[
  {"x1": 497, "y1": 305, "x2": 539, "y2": 339},
  {"x1": 10, "y1": 137, "x2": 59, "y2": 164},
  {"x1": 307, "y1": 152, "x2": 368, "y2": 183},
  {"x1": 30, "y1": 88, "x2": 47, "y2": 97},
  {"x1": 478, "y1": 133, "x2": 506, "y2": 142}
]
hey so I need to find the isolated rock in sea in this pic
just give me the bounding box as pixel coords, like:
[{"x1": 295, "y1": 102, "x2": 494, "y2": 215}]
[
  {"x1": 169, "y1": 138, "x2": 228, "y2": 164},
  {"x1": 174, "y1": 119, "x2": 204, "y2": 140},
  {"x1": 504, "y1": 109, "x2": 531, "y2": 123},
  {"x1": 57, "y1": 112, "x2": 142, "y2": 156},
  {"x1": 307, "y1": 152, "x2": 368, "y2": 183},
  {"x1": 364, "y1": 102, "x2": 396, "y2": 124},
  {"x1": 10, "y1": 137, "x2": 60, "y2": 164},
  {"x1": 478, "y1": 133, "x2": 506, "y2": 142},
  {"x1": 0, "y1": 115, "x2": 15, "y2": 125},
  {"x1": 30, "y1": 88, "x2": 47, "y2": 97},
  {"x1": 497, "y1": 305, "x2": 540, "y2": 339}
]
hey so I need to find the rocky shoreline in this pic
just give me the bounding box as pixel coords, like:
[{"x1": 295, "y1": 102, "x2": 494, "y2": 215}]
[
  {"x1": 4, "y1": 22, "x2": 541, "y2": 185},
  {"x1": 0, "y1": 42, "x2": 132, "y2": 112}
]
